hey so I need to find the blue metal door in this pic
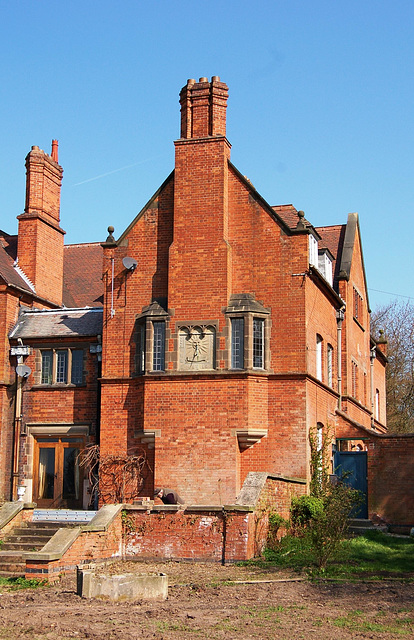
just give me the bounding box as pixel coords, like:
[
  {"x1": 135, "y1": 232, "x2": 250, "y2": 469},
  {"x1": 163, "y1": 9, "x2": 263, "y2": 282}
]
[{"x1": 334, "y1": 451, "x2": 368, "y2": 518}]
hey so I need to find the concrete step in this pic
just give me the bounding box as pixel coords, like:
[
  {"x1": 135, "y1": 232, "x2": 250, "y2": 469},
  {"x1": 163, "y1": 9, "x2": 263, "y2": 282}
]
[
  {"x1": 12, "y1": 524, "x2": 62, "y2": 533},
  {"x1": 348, "y1": 518, "x2": 388, "y2": 535},
  {"x1": 0, "y1": 551, "x2": 26, "y2": 573},
  {"x1": 1, "y1": 541, "x2": 46, "y2": 551},
  {"x1": 0, "y1": 509, "x2": 95, "y2": 577},
  {"x1": 0, "y1": 569, "x2": 25, "y2": 578},
  {"x1": 3, "y1": 532, "x2": 55, "y2": 542}
]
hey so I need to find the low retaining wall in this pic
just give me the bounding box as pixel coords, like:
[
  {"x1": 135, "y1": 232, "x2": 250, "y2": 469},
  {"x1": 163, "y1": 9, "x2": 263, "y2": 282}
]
[
  {"x1": 1, "y1": 472, "x2": 306, "y2": 582},
  {"x1": 123, "y1": 473, "x2": 306, "y2": 562}
]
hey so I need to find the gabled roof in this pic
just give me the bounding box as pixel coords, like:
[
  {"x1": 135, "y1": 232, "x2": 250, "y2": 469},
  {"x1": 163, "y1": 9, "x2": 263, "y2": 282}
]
[
  {"x1": 315, "y1": 224, "x2": 346, "y2": 283},
  {"x1": 272, "y1": 204, "x2": 300, "y2": 228},
  {"x1": 0, "y1": 230, "x2": 104, "y2": 308},
  {"x1": 0, "y1": 232, "x2": 34, "y2": 294},
  {"x1": 335, "y1": 212, "x2": 370, "y2": 310},
  {"x1": 63, "y1": 243, "x2": 103, "y2": 308},
  {"x1": 9, "y1": 307, "x2": 103, "y2": 340}
]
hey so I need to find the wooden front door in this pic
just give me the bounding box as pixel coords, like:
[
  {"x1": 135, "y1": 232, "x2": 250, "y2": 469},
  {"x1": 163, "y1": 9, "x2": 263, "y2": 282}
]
[{"x1": 33, "y1": 436, "x2": 84, "y2": 508}]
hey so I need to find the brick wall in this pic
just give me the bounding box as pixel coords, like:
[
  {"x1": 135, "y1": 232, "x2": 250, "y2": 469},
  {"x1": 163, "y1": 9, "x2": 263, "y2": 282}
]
[
  {"x1": 368, "y1": 434, "x2": 414, "y2": 530},
  {"x1": 123, "y1": 474, "x2": 306, "y2": 562}
]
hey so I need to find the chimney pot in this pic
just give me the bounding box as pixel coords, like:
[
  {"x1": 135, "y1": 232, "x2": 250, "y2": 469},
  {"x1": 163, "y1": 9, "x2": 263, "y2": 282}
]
[
  {"x1": 199, "y1": 77, "x2": 208, "y2": 82},
  {"x1": 51, "y1": 139, "x2": 59, "y2": 163},
  {"x1": 211, "y1": 76, "x2": 220, "y2": 82}
]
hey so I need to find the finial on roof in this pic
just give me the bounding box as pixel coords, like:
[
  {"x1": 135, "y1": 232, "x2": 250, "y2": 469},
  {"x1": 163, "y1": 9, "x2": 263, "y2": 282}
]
[
  {"x1": 51, "y1": 140, "x2": 59, "y2": 162},
  {"x1": 105, "y1": 226, "x2": 115, "y2": 243},
  {"x1": 296, "y1": 210, "x2": 306, "y2": 230},
  {"x1": 377, "y1": 329, "x2": 387, "y2": 344}
]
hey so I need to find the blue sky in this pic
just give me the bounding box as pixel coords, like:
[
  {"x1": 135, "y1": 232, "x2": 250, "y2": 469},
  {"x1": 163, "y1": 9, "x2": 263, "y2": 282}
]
[{"x1": 1, "y1": 0, "x2": 413, "y2": 310}]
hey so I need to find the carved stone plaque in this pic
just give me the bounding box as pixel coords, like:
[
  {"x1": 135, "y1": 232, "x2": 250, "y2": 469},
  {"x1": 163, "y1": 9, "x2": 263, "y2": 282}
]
[{"x1": 179, "y1": 326, "x2": 215, "y2": 370}]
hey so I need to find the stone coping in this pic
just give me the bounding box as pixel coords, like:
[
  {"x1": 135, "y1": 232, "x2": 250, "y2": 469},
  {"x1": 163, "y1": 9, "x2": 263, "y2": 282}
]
[
  {"x1": 24, "y1": 527, "x2": 81, "y2": 562},
  {"x1": 24, "y1": 504, "x2": 124, "y2": 562},
  {"x1": 123, "y1": 504, "x2": 255, "y2": 513},
  {"x1": 266, "y1": 474, "x2": 307, "y2": 484},
  {"x1": 82, "y1": 504, "x2": 124, "y2": 532},
  {"x1": 0, "y1": 502, "x2": 23, "y2": 530}
]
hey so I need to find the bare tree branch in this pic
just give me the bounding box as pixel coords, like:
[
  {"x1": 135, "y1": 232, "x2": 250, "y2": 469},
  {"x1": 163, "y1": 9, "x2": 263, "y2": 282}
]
[{"x1": 372, "y1": 300, "x2": 414, "y2": 433}]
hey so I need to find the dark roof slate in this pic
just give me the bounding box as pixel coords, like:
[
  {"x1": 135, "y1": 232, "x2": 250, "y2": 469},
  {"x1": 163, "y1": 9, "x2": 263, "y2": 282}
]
[{"x1": 9, "y1": 308, "x2": 103, "y2": 340}]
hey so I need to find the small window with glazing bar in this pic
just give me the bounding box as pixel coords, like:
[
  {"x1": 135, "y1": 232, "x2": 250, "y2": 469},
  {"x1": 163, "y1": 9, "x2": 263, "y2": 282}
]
[
  {"x1": 253, "y1": 318, "x2": 264, "y2": 369},
  {"x1": 152, "y1": 322, "x2": 165, "y2": 371},
  {"x1": 40, "y1": 349, "x2": 84, "y2": 385},
  {"x1": 231, "y1": 317, "x2": 244, "y2": 369}
]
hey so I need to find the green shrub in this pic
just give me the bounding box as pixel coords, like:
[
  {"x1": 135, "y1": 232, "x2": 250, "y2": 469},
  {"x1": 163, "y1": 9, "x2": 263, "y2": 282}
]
[
  {"x1": 267, "y1": 512, "x2": 288, "y2": 550},
  {"x1": 307, "y1": 481, "x2": 361, "y2": 568},
  {"x1": 290, "y1": 495, "x2": 324, "y2": 532}
]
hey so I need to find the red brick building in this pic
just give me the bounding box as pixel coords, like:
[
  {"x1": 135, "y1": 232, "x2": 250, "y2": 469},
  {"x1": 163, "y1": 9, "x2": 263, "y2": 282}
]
[
  {"x1": 0, "y1": 143, "x2": 103, "y2": 507},
  {"x1": 99, "y1": 77, "x2": 387, "y2": 506},
  {"x1": 1, "y1": 77, "x2": 387, "y2": 514}
]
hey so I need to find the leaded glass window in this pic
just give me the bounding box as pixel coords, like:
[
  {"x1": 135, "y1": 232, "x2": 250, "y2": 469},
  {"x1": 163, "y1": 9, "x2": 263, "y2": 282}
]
[
  {"x1": 253, "y1": 318, "x2": 264, "y2": 369},
  {"x1": 231, "y1": 318, "x2": 244, "y2": 369}
]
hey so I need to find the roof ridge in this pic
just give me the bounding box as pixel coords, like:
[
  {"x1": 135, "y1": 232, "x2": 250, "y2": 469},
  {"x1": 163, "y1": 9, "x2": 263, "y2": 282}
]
[
  {"x1": 22, "y1": 307, "x2": 103, "y2": 314},
  {"x1": 64, "y1": 242, "x2": 102, "y2": 248}
]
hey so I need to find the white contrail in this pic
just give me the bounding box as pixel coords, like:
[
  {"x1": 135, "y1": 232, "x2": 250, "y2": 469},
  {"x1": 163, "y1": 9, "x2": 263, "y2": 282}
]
[{"x1": 73, "y1": 154, "x2": 168, "y2": 186}]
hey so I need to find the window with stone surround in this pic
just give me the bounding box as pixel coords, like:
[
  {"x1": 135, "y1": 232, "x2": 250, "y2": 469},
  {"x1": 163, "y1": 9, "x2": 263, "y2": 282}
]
[
  {"x1": 225, "y1": 293, "x2": 270, "y2": 371},
  {"x1": 253, "y1": 318, "x2": 265, "y2": 369},
  {"x1": 135, "y1": 301, "x2": 168, "y2": 374},
  {"x1": 351, "y1": 360, "x2": 358, "y2": 399},
  {"x1": 152, "y1": 322, "x2": 165, "y2": 371},
  {"x1": 231, "y1": 317, "x2": 244, "y2": 369}
]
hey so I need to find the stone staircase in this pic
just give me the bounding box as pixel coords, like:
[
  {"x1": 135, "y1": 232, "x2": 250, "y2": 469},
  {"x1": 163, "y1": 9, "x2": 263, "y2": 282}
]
[
  {"x1": 0, "y1": 510, "x2": 97, "y2": 578},
  {"x1": 0, "y1": 521, "x2": 68, "y2": 577},
  {"x1": 348, "y1": 518, "x2": 388, "y2": 536}
]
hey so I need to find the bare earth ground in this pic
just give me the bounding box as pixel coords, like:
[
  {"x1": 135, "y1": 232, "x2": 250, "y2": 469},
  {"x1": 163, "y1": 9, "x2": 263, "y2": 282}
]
[{"x1": 0, "y1": 561, "x2": 413, "y2": 639}]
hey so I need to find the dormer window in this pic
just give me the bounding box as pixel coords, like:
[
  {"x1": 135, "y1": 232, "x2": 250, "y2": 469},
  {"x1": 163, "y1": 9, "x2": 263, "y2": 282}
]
[
  {"x1": 318, "y1": 249, "x2": 333, "y2": 286},
  {"x1": 309, "y1": 234, "x2": 318, "y2": 267}
]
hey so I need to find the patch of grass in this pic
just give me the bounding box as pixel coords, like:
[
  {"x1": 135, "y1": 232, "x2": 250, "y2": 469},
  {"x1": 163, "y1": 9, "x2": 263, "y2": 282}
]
[
  {"x1": 155, "y1": 620, "x2": 198, "y2": 633},
  {"x1": 0, "y1": 576, "x2": 47, "y2": 590},
  {"x1": 333, "y1": 610, "x2": 414, "y2": 634},
  {"x1": 212, "y1": 618, "x2": 239, "y2": 632},
  {"x1": 340, "y1": 530, "x2": 414, "y2": 575},
  {"x1": 242, "y1": 604, "x2": 284, "y2": 618},
  {"x1": 248, "y1": 530, "x2": 414, "y2": 580}
]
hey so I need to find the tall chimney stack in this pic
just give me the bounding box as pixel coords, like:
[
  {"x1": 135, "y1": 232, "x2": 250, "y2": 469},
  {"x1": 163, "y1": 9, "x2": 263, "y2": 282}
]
[
  {"x1": 17, "y1": 141, "x2": 65, "y2": 305},
  {"x1": 179, "y1": 76, "x2": 228, "y2": 139},
  {"x1": 169, "y1": 77, "x2": 231, "y2": 319}
]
